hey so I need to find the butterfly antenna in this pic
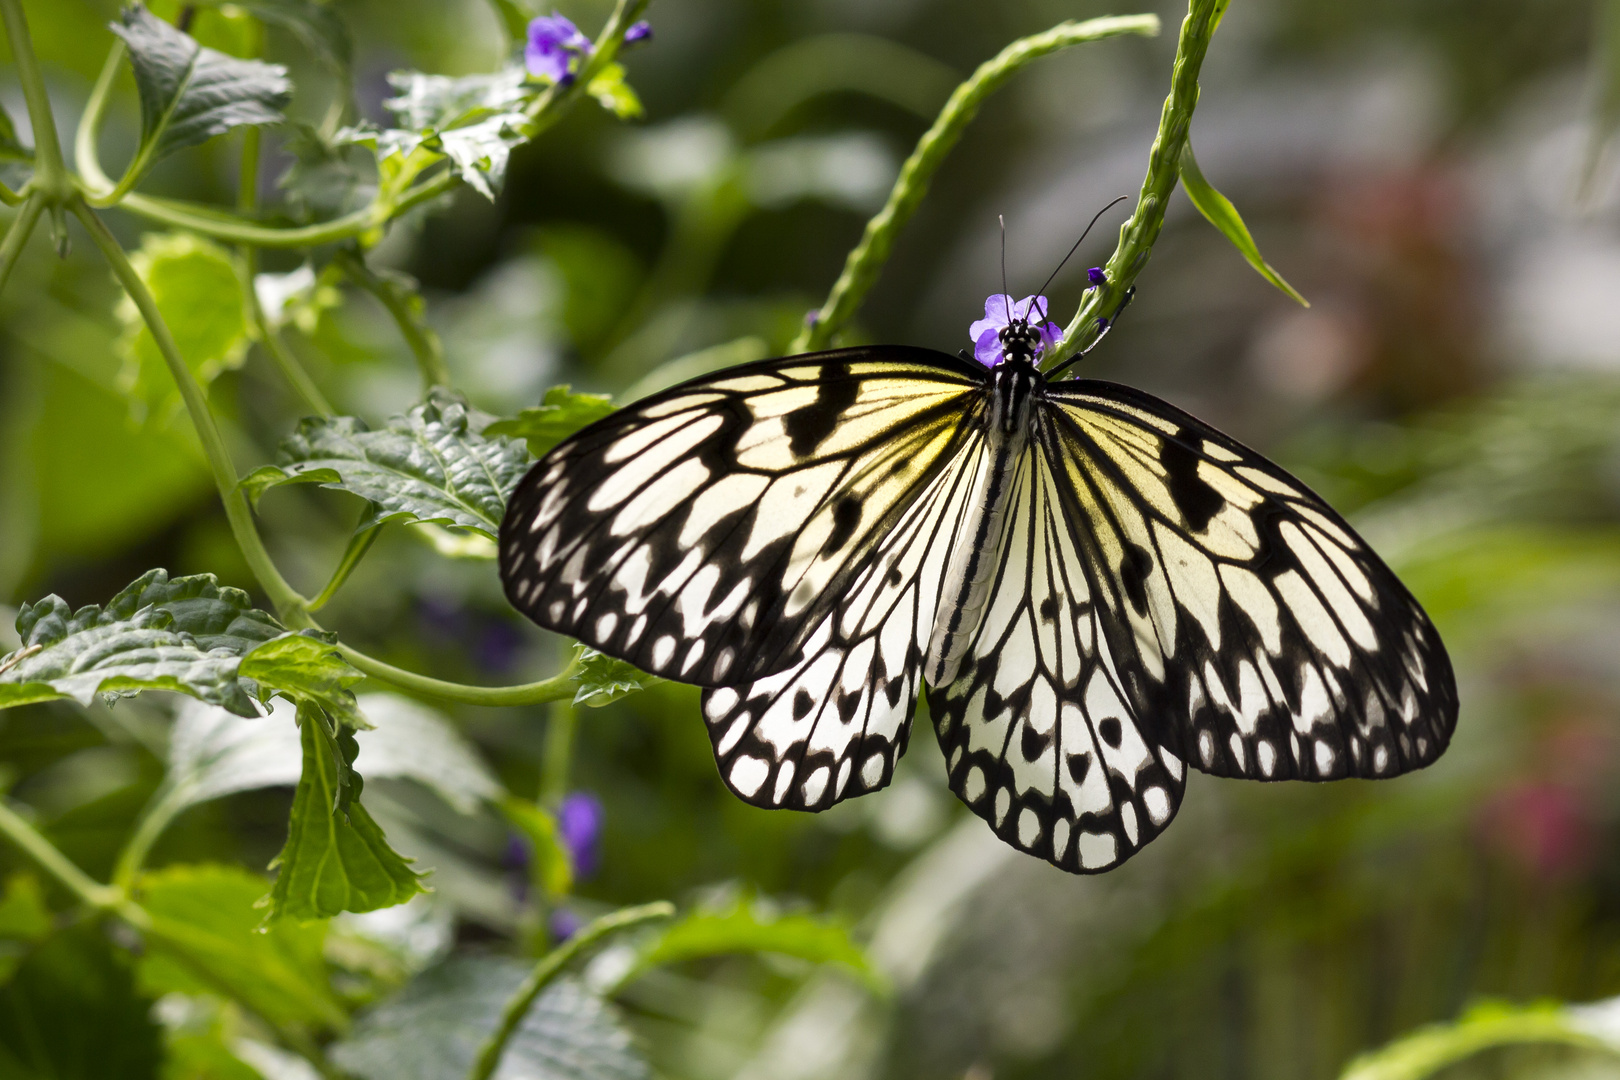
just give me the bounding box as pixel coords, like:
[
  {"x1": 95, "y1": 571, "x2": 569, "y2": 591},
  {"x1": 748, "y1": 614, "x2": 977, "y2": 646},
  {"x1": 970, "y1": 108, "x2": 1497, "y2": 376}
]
[
  {"x1": 999, "y1": 214, "x2": 1012, "y2": 324},
  {"x1": 1033, "y1": 194, "x2": 1130, "y2": 305}
]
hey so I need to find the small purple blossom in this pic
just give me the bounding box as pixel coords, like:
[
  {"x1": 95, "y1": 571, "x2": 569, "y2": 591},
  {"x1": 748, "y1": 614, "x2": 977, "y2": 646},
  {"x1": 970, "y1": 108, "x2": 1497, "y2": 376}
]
[
  {"x1": 623, "y1": 20, "x2": 652, "y2": 45},
  {"x1": 526, "y1": 13, "x2": 593, "y2": 84},
  {"x1": 1086, "y1": 266, "x2": 1107, "y2": 287},
  {"x1": 549, "y1": 907, "x2": 583, "y2": 943},
  {"x1": 558, "y1": 791, "x2": 604, "y2": 879},
  {"x1": 967, "y1": 294, "x2": 1063, "y2": 367}
]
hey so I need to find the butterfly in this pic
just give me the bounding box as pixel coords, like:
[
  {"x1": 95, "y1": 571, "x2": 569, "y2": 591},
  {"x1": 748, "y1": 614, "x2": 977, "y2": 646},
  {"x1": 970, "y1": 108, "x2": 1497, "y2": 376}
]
[{"x1": 497, "y1": 293, "x2": 1457, "y2": 874}]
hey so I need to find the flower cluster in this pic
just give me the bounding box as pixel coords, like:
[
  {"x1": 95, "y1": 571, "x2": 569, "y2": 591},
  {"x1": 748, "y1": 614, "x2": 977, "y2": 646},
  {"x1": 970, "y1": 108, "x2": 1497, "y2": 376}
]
[
  {"x1": 525, "y1": 13, "x2": 652, "y2": 85},
  {"x1": 968, "y1": 293, "x2": 1064, "y2": 366}
]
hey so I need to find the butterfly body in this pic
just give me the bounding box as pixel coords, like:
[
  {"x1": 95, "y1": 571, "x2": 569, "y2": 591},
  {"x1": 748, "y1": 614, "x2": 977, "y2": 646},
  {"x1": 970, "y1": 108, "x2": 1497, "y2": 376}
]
[{"x1": 500, "y1": 343, "x2": 1457, "y2": 874}]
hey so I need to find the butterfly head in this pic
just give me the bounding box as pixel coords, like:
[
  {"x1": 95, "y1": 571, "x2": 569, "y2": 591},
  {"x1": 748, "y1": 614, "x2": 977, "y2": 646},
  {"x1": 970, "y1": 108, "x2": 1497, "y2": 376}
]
[{"x1": 969, "y1": 294, "x2": 1063, "y2": 368}]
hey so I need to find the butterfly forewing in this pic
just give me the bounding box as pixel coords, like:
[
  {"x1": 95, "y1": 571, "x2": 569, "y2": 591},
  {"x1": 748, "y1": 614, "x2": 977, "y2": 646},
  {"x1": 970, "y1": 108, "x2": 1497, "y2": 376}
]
[
  {"x1": 927, "y1": 437, "x2": 1186, "y2": 873},
  {"x1": 1043, "y1": 381, "x2": 1458, "y2": 783},
  {"x1": 499, "y1": 347, "x2": 984, "y2": 687}
]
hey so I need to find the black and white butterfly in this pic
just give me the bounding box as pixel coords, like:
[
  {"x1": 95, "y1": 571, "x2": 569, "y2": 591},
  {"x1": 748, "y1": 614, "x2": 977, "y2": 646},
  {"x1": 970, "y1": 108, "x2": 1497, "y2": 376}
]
[{"x1": 498, "y1": 302, "x2": 1457, "y2": 874}]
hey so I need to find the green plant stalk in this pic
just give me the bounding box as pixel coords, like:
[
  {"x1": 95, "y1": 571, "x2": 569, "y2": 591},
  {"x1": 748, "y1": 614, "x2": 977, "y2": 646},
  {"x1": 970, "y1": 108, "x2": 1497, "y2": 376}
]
[
  {"x1": 0, "y1": 796, "x2": 134, "y2": 916},
  {"x1": 73, "y1": 199, "x2": 310, "y2": 618},
  {"x1": 308, "y1": 525, "x2": 380, "y2": 611},
  {"x1": 1339, "y1": 1006, "x2": 1620, "y2": 1080},
  {"x1": 0, "y1": 178, "x2": 23, "y2": 207},
  {"x1": 789, "y1": 13, "x2": 1160, "y2": 354},
  {"x1": 336, "y1": 250, "x2": 450, "y2": 390},
  {"x1": 74, "y1": 41, "x2": 125, "y2": 198},
  {"x1": 112, "y1": 782, "x2": 189, "y2": 891},
  {"x1": 1046, "y1": 0, "x2": 1224, "y2": 368},
  {"x1": 337, "y1": 643, "x2": 585, "y2": 707},
  {"x1": 468, "y1": 901, "x2": 676, "y2": 1080},
  {"x1": 540, "y1": 701, "x2": 577, "y2": 805},
  {"x1": 0, "y1": 193, "x2": 43, "y2": 296},
  {"x1": 0, "y1": 0, "x2": 71, "y2": 201}
]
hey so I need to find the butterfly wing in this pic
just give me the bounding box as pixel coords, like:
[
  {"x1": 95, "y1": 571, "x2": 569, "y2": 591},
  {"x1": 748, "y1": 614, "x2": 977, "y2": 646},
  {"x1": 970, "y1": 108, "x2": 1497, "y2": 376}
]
[
  {"x1": 700, "y1": 432, "x2": 989, "y2": 810},
  {"x1": 926, "y1": 436, "x2": 1186, "y2": 873},
  {"x1": 1042, "y1": 380, "x2": 1458, "y2": 782},
  {"x1": 499, "y1": 347, "x2": 985, "y2": 687}
]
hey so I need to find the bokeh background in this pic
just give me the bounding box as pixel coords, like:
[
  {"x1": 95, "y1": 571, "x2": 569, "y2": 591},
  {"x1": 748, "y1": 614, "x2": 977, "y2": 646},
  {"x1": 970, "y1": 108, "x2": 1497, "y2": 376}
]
[{"x1": 6, "y1": 0, "x2": 1620, "y2": 1077}]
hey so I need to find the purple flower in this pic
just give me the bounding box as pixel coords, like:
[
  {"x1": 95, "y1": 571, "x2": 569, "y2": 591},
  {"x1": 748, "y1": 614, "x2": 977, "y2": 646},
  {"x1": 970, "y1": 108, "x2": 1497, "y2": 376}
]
[
  {"x1": 526, "y1": 13, "x2": 593, "y2": 84},
  {"x1": 549, "y1": 907, "x2": 583, "y2": 943},
  {"x1": 558, "y1": 792, "x2": 604, "y2": 879},
  {"x1": 623, "y1": 20, "x2": 652, "y2": 45},
  {"x1": 1086, "y1": 266, "x2": 1107, "y2": 287},
  {"x1": 967, "y1": 294, "x2": 1063, "y2": 367}
]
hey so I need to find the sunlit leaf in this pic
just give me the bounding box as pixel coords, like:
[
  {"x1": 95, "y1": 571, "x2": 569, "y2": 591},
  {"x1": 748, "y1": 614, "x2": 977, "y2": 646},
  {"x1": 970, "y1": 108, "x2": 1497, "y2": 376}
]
[
  {"x1": 484, "y1": 385, "x2": 617, "y2": 458},
  {"x1": 111, "y1": 4, "x2": 292, "y2": 165},
  {"x1": 115, "y1": 231, "x2": 252, "y2": 424},
  {"x1": 572, "y1": 645, "x2": 651, "y2": 708},
  {"x1": 1178, "y1": 143, "x2": 1308, "y2": 307},
  {"x1": 240, "y1": 390, "x2": 531, "y2": 538},
  {"x1": 265, "y1": 709, "x2": 425, "y2": 922},
  {"x1": 0, "y1": 925, "x2": 163, "y2": 1080},
  {"x1": 1339, "y1": 999, "x2": 1618, "y2": 1080},
  {"x1": 330, "y1": 959, "x2": 649, "y2": 1080},
  {"x1": 587, "y1": 63, "x2": 645, "y2": 120},
  {"x1": 0, "y1": 569, "x2": 284, "y2": 716},
  {"x1": 137, "y1": 864, "x2": 345, "y2": 1031},
  {"x1": 240, "y1": 630, "x2": 366, "y2": 728}
]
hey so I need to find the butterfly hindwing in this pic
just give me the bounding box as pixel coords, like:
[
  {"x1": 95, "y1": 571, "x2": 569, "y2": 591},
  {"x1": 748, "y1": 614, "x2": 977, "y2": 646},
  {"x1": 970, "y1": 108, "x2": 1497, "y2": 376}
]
[
  {"x1": 499, "y1": 347, "x2": 984, "y2": 687},
  {"x1": 701, "y1": 435, "x2": 986, "y2": 810},
  {"x1": 927, "y1": 438, "x2": 1186, "y2": 873},
  {"x1": 1043, "y1": 380, "x2": 1458, "y2": 783}
]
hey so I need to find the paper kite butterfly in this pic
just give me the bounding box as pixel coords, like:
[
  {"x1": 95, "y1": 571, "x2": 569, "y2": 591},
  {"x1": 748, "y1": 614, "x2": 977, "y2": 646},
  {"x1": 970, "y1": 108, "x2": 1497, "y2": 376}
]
[{"x1": 498, "y1": 292, "x2": 1458, "y2": 874}]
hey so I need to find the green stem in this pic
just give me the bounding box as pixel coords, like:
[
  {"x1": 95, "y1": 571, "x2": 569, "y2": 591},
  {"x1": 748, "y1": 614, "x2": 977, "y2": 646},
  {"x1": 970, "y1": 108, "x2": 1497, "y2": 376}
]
[
  {"x1": 789, "y1": 13, "x2": 1161, "y2": 354},
  {"x1": 74, "y1": 41, "x2": 125, "y2": 198},
  {"x1": 335, "y1": 250, "x2": 450, "y2": 391},
  {"x1": 468, "y1": 902, "x2": 675, "y2": 1080},
  {"x1": 0, "y1": 0, "x2": 71, "y2": 201},
  {"x1": 307, "y1": 525, "x2": 379, "y2": 611},
  {"x1": 0, "y1": 180, "x2": 24, "y2": 207},
  {"x1": 1047, "y1": 0, "x2": 1223, "y2": 368},
  {"x1": 520, "y1": 0, "x2": 651, "y2": 136},
  {"x1": 540, "y1": 701, "x2": 576, "y2": 806},
  {"x1": 73, "y1": 199, "x2": 310, "y2": 619},
  {"x1": 0, "y1": 193, "x2": 43, "y2": 297},
  {"x1": 336, "y1": 644, "x2": 585, "y2": 707},
  {"x1": 112, "y1": 782, "x2": 189, "y2": 891},
  {"x1": 0, "y1": 796, "x2": 129, "y2": 914}
]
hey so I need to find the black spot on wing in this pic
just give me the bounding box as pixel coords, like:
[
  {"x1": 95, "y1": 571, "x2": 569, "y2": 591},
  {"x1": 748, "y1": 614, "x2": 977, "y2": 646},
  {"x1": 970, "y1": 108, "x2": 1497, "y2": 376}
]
[
  {"x1": 1161, "y1": 429, "x2": 1225, "y2": 531},
  {"x1": 785, "y1": 363, "x2": 859, "y2": 457},
  {"x1": 1119, "y1": 542, "x2": 1154, "y2": 617},
  {"x1": 826, "y1": 495, "x2": 862, "y2": 553},
  {"x1": 1021, "y1": 723, "x2": 1052, "y2": 762}
]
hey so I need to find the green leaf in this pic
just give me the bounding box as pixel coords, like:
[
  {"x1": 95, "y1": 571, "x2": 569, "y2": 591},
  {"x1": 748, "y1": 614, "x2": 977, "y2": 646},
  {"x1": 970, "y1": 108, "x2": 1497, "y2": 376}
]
[
  {"x1": 351, "y1": 693, "x2": 503, "y2": 814},
  {"x1": 587, "y1": 63, "x2": 644, "y2": 121},
  {"x1": 196, "y1": 0, "x2": 352, "y2": 73},
  {"x1": 330, "y1": 959, "x2": 650, "y2": 1080},
  {"x1": 1177, "y1": 143, "x2": 1308, "y2": 308},
  {"x1": 137, "y1": 864, "x2": 345, "y2": 1031},
  {"x1": 0, "y1": 924, "x2": 163, "y2": 1080},
  {"x1": 572, "y1": 646, "x2": 651, "y2": 708},
  {"x1": 239, "y1": 630, "x2": 365, "y2": 728},
  {"x1": 497, "y1": 797, "x2": 573, "y2": 897},
  {"x1": 623, "y1": 897, "x2": 883, "y2": 993},
  {"x1": 265, "y1": 709, "x2": 425, "y2": 922},
  {"x1": 1338, "y1": 999, "x2": 1619, "y2": 1080},
  {"x1": 484, "y1": 385, "x2": 617, "y2": 458},
  {"x1": 240, "y1": 390, "x2": 531, "y2": 538},
  {"x1": 0, "y1": 101, "x2": 29, "y2": 162},
  {"x1": 110, "y1": 4, "x2": 292, "y2": 165},
  {"x1": 115, "y1": 232, "x2": 253, "y2": 425},
  {"x1": 0, "y1": 569, "x2": 284, "y2": 716}
]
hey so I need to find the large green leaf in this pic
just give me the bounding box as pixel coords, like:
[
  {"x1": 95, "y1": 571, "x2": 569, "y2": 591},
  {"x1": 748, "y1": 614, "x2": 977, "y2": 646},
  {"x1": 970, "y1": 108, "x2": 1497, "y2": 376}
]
[
  {"x1": 265, "y1": 711, "x2": 424, "y2": 922},
  {"x1": 0, "y1": 925, "x2": 163, "y2": 1080},
  {"x1": 0, "y1": 570, "x2": 283, "y2": 716},
  {"x1": 241, "y1": 391, "x2": 531, "y2": 538},
  {"x1": 137, "y1": 864, "x2": 345, "y2": 1032},
  {"x1": 115, "y1": 231, "x2": 253, "y2": 425},
  {"x1": 111, "y1": 5, "x2": 292, "y2": 165},
  {"x1": 484, "y1": 385, "x2": 617, "y2": 458},
  {"x1": 1177, "y1": 143, "x2": 1308, "y2": 308},
  {"x1": 239, "y1": 630, "x2": 365, "y2": 728},
  {"x1": 330, "y1": 959, "x2": 650, "y2": 1080}
]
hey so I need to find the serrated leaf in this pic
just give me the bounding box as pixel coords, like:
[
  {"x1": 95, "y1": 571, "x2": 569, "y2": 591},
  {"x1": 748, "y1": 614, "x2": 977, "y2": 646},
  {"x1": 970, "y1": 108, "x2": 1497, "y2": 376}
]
[
  {"x1": 115, "y1": 231, "x2": 253, "y2": 425},
  {"x1": 0, "y1": 569, "x2": 284, "y2": 716},
  {"x1": 484, "y1": 385, "x2": 617, "y2": 458},
  {"x1": 330, "y1": 959, "x2": 650, "y2": 1080},
  {"x1": 0, "y1": 925, "x2": 163, "y2": 1080},
  {"x1": 265, "y1": 710, "x2": 425, "y2": 922},
  {"x1": 572, "y1": 646, "x2": 650, "y2": 708},
  {"x1": 1178, "y1": 143, "x2": 1308, "y2": 308},
  {"x1": 240, "y1": 390, "x2": 532, "y2": 538},
  {"x1": 624, "y1": 898, "x2": 883, "y2": 993},
  {"x1": 498, "y1": 797, "x2": 573, "y2": 897},
  {"x1": 240, "y1": 630, "x2": 365, "y2": 727},
  {"x1": 197, "y1": 0, "x2": 352, "y2": 73},
  {"x1": 587, "y1": 63, "x2": 644, "y2": 121},
  {"x1": 111, "y1": 4, "x2": 292, "y2": 165},
  {"x1": 137, "y1": 864, "x2": 345, "y2": 1031}
]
